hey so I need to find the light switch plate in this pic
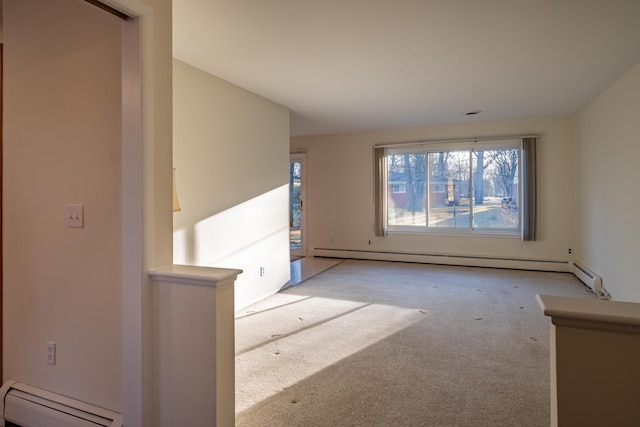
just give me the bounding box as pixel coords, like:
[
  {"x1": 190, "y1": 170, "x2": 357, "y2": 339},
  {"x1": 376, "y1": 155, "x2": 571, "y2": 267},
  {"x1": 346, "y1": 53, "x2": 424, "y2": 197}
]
[{"x1": 67, "y1": 204, "x2": 84, "y2": 228}]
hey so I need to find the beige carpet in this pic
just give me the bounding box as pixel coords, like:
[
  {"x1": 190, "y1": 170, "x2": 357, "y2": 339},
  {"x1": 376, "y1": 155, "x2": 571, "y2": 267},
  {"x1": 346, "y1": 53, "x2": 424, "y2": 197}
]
[{"x1": 235, "y1": 259, "x2": 596, "y2": 427}]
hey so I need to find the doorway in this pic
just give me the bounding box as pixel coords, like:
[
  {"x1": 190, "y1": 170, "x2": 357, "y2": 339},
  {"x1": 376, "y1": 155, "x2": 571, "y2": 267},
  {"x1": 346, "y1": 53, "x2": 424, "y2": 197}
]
[{"x1": 289, "y1": 153, "x2": 306, "y2": 260}]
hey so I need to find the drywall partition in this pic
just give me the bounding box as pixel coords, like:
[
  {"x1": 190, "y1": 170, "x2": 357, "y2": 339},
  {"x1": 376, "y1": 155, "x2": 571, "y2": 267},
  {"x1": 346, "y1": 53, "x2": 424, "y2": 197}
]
[
  {"x1": 172, "y1": 59, "x2": 290, "y2": 310},
  {"x1": 576, "y1": 61, "x2": 640, "y2": 302},
  {"x1": 4, "y1": 1, "x2": 173, "y2": 425},
  {"x1": 3, "y1": 0, "x2": 123, "y2": 411},
  {"x1": 291, "y1": 116, "x2": 576, "y2": 268},
  {"x1": 538, "y1": 295, "x2": 640, "y2": 426},
  {"x1": 150, "y1": 265, "x2": 242, "y2": 427}
]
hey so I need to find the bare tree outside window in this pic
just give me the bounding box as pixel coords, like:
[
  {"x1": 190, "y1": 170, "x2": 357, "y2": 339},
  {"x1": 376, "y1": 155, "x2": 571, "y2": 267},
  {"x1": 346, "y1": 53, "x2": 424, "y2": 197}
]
[
  {"x1": 386, "y1": 154, "x2": 426, "y2": 226},
  {"x1": 386, "y1": 145, "x2": 520, "y2": 231}
]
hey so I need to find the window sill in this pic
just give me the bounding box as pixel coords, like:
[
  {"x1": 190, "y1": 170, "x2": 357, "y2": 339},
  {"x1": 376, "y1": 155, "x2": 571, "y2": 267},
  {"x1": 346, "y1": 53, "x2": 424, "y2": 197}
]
[{"x1": 386, "y1": 228, "x2": 521, "y2": 238}]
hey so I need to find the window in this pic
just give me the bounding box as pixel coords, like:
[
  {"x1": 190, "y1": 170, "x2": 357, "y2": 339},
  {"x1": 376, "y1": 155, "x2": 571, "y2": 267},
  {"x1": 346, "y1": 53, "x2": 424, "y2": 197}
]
[
  {"x1": 392, "y1": 184, "x2": 407, "y2": 193},
  {"x1": 376, "y1": 138, "x2": 536, "y2": 239}
]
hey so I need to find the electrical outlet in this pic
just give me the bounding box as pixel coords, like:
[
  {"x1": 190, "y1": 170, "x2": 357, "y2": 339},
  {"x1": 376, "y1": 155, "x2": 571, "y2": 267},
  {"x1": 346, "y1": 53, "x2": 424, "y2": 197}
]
[
  {"x1": 67, "y1": 204, "x2": 84, "y2": 228},
  {"x1": 259, "y1": 267, "x2": 265, "y2": 277},
  {"x1": 568, "y1": 248, "x2": 573, "y2": 254},
  {"x1": 47, "y1": 341, "x2": 56, "y2": 365}
]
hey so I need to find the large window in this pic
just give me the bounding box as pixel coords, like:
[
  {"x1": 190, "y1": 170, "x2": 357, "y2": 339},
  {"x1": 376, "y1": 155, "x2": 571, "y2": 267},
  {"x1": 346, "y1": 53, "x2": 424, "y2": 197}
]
[{"x1": 377, "y1": 138, "x2": 536, "y2": 238}]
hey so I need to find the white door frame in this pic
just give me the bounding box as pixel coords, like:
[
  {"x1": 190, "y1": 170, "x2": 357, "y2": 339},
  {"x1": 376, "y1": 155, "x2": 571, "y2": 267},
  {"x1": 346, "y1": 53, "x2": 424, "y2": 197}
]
[
  {"x1": 107, "y1": 1, "x2": 154, "y2": 425},
  {"x1": 120, "y1": 11, "x2": 146, "y2": 427}
]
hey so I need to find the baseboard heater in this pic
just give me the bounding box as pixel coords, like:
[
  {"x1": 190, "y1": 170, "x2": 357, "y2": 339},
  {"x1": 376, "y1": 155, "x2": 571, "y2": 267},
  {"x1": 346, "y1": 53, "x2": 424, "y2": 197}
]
[
  {"x1": 312, "y1": 248, "x2": 570, "y2": 272},
  {"x1": 569, "y1": 261, "x2": 611, "y2": 300},
  {"x1": 0, "y1": 381, "x2": 122, "y2": 427}
]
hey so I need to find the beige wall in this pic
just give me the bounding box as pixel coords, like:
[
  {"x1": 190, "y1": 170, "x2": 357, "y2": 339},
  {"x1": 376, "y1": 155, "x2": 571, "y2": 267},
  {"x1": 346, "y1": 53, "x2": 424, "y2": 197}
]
[
  {"x1": 3, "y1": 0, "x2": 123, "y2": 410},
  {"x1": 3, "y1": 0, "x2": 173, "y2": 423},
  {"x1": 291, "y1": 116, "x2": 576, "y2": 266},
  {"x1": 172, "y1": 59, "x2": 290, "y2": 310},
  {"x1": 576, "y1": 61, "x2": 640, "y2": 302}
]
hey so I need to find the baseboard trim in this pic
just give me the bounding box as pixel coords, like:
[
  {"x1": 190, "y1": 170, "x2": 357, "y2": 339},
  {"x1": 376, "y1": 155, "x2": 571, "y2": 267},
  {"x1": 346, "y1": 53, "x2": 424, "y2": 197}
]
[{"x1": 312, "y1": 248, "x2": 570, "y2": 272}]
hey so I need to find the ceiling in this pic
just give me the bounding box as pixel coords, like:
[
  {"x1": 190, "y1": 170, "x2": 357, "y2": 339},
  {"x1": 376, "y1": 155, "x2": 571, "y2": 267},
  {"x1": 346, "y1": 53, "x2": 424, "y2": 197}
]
[{"x1": 173, "y1": 0, "x2": 640, "y2": 137}]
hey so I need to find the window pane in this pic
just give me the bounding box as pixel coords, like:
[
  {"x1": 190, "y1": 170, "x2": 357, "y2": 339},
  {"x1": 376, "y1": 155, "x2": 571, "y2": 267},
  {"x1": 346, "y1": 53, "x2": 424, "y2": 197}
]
[
  {"x1": 427, "y1": 151, "x2": 471, "y2": 228},
  {"x1": 382, "y1": 142, "x2": 522, "y2": 235},
  {"x1": 387, "y1": 154, "x2": 426, "y2": 226},
  {"x1": 471, "y1": 149, "x2": 519, "y2": 229},
  {"x1": 289, "y1": 160, "x2": 302, "y2": 249}
]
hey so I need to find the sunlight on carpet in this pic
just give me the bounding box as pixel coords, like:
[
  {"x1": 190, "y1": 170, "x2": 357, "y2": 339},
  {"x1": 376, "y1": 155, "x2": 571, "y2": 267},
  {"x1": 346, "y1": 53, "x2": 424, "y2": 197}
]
[
  {"x1": 235, "y1": 259, "x2": 597, "y2": 426},
  {"x1": 235, "y1": 293, "x2": 427, "y2": 414}
]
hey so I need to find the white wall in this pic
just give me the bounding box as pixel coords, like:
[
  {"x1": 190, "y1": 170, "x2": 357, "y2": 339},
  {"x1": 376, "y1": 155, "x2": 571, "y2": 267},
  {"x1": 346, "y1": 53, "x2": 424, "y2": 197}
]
[
  {"x1": 576, "y1": 61, "x2": 640, "y2": 302},
  {"x1": 291, "y1": 115, "x2": 576, "y2": 267},
  {"x1": 172, "y1": 59, "x2": 290, "y2": 310},
  {"x1": 3, "y1": 0, "x2": 123, "y2": 410}
]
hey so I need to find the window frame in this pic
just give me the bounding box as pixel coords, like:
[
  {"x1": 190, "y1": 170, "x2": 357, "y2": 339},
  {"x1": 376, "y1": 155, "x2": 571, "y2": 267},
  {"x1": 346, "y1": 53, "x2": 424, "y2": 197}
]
[
  {"x1": 382, "y1": 139, "x2": 525, "y2": 237},
  {"x1": 391, "y1": 184, "x2": 407, "y2": 194}
]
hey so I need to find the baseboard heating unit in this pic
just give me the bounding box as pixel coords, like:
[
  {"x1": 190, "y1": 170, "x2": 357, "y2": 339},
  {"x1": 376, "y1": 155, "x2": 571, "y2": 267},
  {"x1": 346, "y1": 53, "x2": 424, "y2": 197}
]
[
  {"x1": 569, "y1": 261, "x2": 611, "y2": 300},
  {"x1": 0, "y1": 380, "x2": 122, "y2": 427},
  {"x1": 312, "y1": 248, "x2": 570, "y2": 272}
]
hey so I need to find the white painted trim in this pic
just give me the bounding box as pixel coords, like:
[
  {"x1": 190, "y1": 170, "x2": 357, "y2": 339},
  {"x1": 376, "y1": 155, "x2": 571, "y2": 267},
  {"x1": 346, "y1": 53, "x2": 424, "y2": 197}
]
[
  {"x1": 121, "y1": 16, "x2": 144, "y2": 427},
  {"x1": 115, "y1": 1, "x2": 153, "y2": 426},
  {"x1": 537, "y1": 294, "x2": 640, "y2": 334},
  {"x1": 149, "y1": 264, "x2": 242, "y2": 288}
]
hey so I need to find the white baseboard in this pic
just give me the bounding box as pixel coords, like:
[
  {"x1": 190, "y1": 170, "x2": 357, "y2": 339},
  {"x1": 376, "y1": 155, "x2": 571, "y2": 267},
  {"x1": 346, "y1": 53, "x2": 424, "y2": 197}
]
[{"x1": 311, "y1": 248, "x2": 570, "y2": 272}]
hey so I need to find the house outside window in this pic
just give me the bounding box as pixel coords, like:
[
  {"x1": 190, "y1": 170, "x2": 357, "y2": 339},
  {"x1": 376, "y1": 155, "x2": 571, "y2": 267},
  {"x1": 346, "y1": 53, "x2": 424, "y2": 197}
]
[
  {"x1": 384, "y1": 140, "x2": 523, "y2": 234},
  {"x1": 432, "y1": 184, "x2": 445, "y2": 193}
]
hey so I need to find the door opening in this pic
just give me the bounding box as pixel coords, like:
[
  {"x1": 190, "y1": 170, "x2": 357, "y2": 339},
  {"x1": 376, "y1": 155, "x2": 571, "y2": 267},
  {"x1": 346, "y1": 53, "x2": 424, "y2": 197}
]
[{"x1": 289, "y1": 154, "x2": 305, "y2": 260}]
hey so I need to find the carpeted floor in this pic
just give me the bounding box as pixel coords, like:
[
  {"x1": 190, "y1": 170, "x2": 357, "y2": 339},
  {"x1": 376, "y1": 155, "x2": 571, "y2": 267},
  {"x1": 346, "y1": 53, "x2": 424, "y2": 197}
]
[{"x1": 235, "y1": 260, "x2": 596, "y2": 427}]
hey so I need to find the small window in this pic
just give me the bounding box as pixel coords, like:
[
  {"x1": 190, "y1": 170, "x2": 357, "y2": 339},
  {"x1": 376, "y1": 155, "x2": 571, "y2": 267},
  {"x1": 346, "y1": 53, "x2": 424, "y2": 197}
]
[
  {"x1": 432, "y1": 184, "x2": 445, "y2": 193},
  {"x1": 392, "y1": 184, "x2": 406, "y2": 193}
]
